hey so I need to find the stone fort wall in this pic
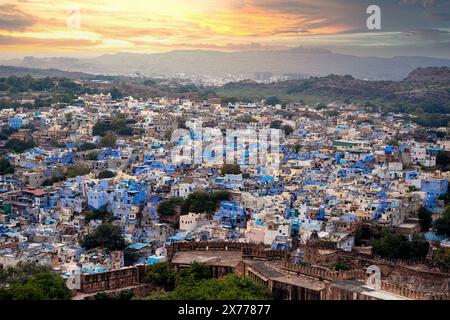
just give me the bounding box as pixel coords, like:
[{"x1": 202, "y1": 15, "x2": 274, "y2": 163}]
[{"x1": 77, "y1": 241, "x2": 450, "y2": 299}]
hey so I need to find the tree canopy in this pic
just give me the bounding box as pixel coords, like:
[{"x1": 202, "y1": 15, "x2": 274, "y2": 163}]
[
  {"x1": 66, "y1": 164, "x2": 91, "y2": 178},
  {"x1": 93, "y1": 114, "x2": 134, "y2": 137},
  {"x1": 80, "y1": 224, "x2": 126, "y2": 251},
  {"x1": 78, "y1": 142, "x2": 98, "y2": 151},
  {"x1": 266, "y1": 96, "x2": 281, "y2": 106},
  {"x1": 221, "y1": 164, "x2": 241, "y2": 175},
  {"x1": 97, "y1": 170, "x2": 116, "y2": 179},
  {"x1": 84, "y1": 207, "x2": 113, "y2": 223},
  {"x1": 100, "y1": 132, "x2": 117, "y2": 148},
  {"x1": 434, "y1": 208, "x2": 450, "y2": 238},
  {"x1": 417, "y1": 207, "x2": 433, "y2": 232},
  {"x1": 157, "y1": 197, "x2": 185, "y2": 217},
  {"x1": 371, "y1": 229, "x2": 429, "y2": 260},
  {"x1": 282, "y1": 124, "x2": 294, "y2": 136},
  {"x1": 181, "y1": 191, "x2": 230, "y2": 215},
  {"x1": 90, "y1": 289, "x2": 133, "y2": 300},
  {"x1": 0, "y1": 262, "x2": 72, "y2": 300},
  {"x1": 145, "y1": 262, "x2": 271, "y2": 300},
  {"x1": 110, "y1": 87, "x2": 123, "y2": 100},
  {"x1": 5, "y1": 139, "x2": 35, "y2": 153},
  {"x1": 157, "y1": 191, "x2": 231, "y2": 217},
  {"x1": 0, "y1": 157, "x2": 14, "y2": 175},
  {"x1": 145, "y1": 262, "x2": 176, "y2": 291},
  {"x1": 270, "y1": 120, "x2": 283, "y2": 129}
]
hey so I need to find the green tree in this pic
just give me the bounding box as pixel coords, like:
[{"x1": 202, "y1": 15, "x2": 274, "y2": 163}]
[
  {"x1": 34, "y1": 98, "x2": 51, "y2": 108},
  {"x1": 8, "y1": 272, "x2": 72, "y2": 300},
  {"x1": 0, "y1": 262, "x2": 72, "y2": 300},
  {"x1": 182, "y1": 191, "x2": 230, "y2": 214},
  {"x1": 436, "y1": 151, "x2": 449, "y2": 167},
  {"x1": 282, "y1": 124, "x2": 294, "y2": 136},
  {"x1": 78, "y1": 142, "x2": 97, "y2": 151},
  {"x1": 220, "y1": 96, "x2": 238, "y2": 105},
  {"x1": 332, "y1": 262, "x2": 350, "y2": 271},
  {"x1": 432, "y1": 248, "x2": 450, "y2": 269},
  {"x1": 84, "y1": 208, "x2": 113, "y2": 222},
  {"x1": 92, "y1": 115, "x2": 134, "y2": 137},
  {"x1": 372, "y1": 229, "x2": 429, "y2": 260},
  {"x1": 0, "y1": 262, "x2": 49, "y2": 284},
  {"x1": 157, "y1": 273, "x2": 271, "y2": 300},
  {"x1": 387, "y1": 140, "x2": 399, "y2": 146},
  {"x1": 417, "y1": 207, "x2": 433, "y2": 232},
  {"x1": 266, "y1": 96, "x2": 281, "y2": 106},
  {"x1": 85, "y1": 151, "x2": 98, "y2": 161},
  {"x1": 157, "y1": 198, "x2": 184, "y2": 217},
  {"x1": 80, "y1": 224, "x2": 126, "y2": 251},
  {"x1": 439, "y1": 191, "x2": 450, "y2": 206},
  {"x1": 91, "y1": 289, "x2": 133, "y2": 300},
  {"x1": 65, "y1": 112, "x2": 73, "y2": 122},
  {"x1": 42, "y1": 175, "x2": 67, "y2": 187},
  {"x1": 236, "y1": 116, "x2": 258, "y2": 123},
  {"x1": 0, "y1": 157, "x2": 14, "y2": 175},
  {"x1": 221, "y1": 164, "x2": 241, "y2": 175},
  {"x1": 175, "y1": 262, "x2": 212, "y2": 286},
  {"x1": 143, "y1": 79, "x2": 156, "y2": 86},
  {"x1": 66, "y1": 164, "x2": 90, "y2": 178},
  {"x1": 101, "y1": 132, "x2": 117, "y2": 148},
  {"x1": 270, "y1": 120, "x2": 283, "y2": 129},
  {"x1": 434, "y1": 210, "x2": 450, "y2": 238},
  {"x1": 210, "y1": 191, "x2": 231, "y2": 203},
  {"x1": 92, "y1": 121, "x2": 109, "y2": 136},
  {"x1": 97, "y1": 170, "x2": 116, "y2": 179},
  {"x1": 145, "y1": 262, "x2": 177, "y2": 290},
  {"x1": 164, "y1": 130, "x2": 173, "y2": 141},
  {"x1": 5, "y1": 139, "x2": 35, "y2": 153},
  {"x1": 110, "y1": 87, "x2": 123, "y2": 100}
]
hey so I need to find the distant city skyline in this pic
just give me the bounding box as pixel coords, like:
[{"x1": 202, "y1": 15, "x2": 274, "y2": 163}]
[{"x1": 0, "y1": 0, "x2": 449, "y2": 59}]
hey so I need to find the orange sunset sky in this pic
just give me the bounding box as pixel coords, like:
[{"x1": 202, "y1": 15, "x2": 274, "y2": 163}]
[{"x1": 0, "y1": 0, "x2": 449, "y2": 58}]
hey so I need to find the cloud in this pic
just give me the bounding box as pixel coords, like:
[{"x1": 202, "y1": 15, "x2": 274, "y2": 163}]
[
  {"x1": 0, "y1": 4, "x2": 36, "y2": 30},
  {"x1": 433, "y1": 41, "x2": 450, "y2": 48},
  {"x1": 127, "y1": 39, "x2": 290, "y2": 52},
  {"x1": 0, "y1": 34, "x2": 101, "y2": 47},
  {"x1": 426, "y1": 11, "x2": 450, "y2": 21},
  {"x1": 403, "y1": 28, "x2": 450, "y2": 40},
  {"x1": 399, "y1": 0, "x2": 436, "y2": 6},
  {"x1": 0, "y1": 0, "x2": 449, "y2": 58}
]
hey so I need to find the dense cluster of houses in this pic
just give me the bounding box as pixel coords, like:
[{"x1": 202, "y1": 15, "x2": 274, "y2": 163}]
[{"x1": 0, "y1": 93, "x2": 449, "y2": 285}]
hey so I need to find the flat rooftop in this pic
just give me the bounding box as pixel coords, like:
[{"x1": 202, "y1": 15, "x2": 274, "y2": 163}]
[
  {"x1": 171, "y1": 250, "x2": 243, "y2": 268},
  {"x1": 244, "y1": 260, "x2": 327, "y2": 292}
]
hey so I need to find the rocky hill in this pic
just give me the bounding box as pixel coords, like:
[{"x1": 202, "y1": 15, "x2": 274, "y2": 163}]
[
  {"x1": 404, "y1": 67, "x2": 450, "y2": 83},
  {"x1": 0, "y1": 65, "x2": 96, "y2": 79},
  {"x1": 217, "y1": 68, "x2": 450, "y2": 107}
]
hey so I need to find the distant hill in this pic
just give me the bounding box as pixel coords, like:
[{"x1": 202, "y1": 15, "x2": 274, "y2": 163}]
[
  {"x1": 214, "y1": 67, "x2": 450, "y2": 107},
  {"x1": 0, "y1": 64, "x2": 447, "y2": 127},
  {"x1": 404, "y1": 67, "x2": 450, "y2": 83},
  {"x1": 0, "y1": 65, "x2": 95, "y2": 79},
  {"x1": 1, "y1": 47, "x2": 450, "y2": 80}
]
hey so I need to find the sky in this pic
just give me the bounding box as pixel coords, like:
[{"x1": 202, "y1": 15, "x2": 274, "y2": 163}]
[{"x1": 0, "y1": 0, "x2": 449, "y2": 58}]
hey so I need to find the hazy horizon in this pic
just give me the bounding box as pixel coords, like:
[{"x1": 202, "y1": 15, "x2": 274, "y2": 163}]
[{"x1": 1, "y1": 43, "x2": 450, "y2": 61}]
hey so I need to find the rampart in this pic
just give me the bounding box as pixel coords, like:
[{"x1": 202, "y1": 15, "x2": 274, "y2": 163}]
[{"x1": 76, "y1": 241, "x2": 450, "y2": 299}]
